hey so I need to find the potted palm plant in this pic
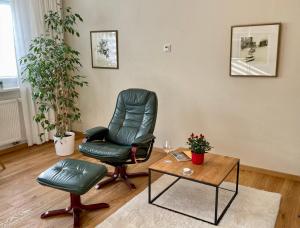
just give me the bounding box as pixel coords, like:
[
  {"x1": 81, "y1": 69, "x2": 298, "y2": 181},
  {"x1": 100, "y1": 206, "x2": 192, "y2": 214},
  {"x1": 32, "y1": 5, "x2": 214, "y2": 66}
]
[
  {"x1": 187, "y1": 133, "x2": 212, "y2": 164},
  {"x1": 20, "y1": 7, "x2": 87, "y2": 156}
]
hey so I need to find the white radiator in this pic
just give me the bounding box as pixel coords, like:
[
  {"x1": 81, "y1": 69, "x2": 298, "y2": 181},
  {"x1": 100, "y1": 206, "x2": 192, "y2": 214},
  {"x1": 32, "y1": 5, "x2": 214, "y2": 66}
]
[{"x1": 0, "y1": 99, "x2": 22, "y2": 146}]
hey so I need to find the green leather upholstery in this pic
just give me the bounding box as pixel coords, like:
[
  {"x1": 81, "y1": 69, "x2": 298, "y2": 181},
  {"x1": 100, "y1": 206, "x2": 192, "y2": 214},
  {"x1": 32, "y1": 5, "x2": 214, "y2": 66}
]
[
  {"x1": 79, "y1": 88, "x2": 157, "y2": 163},
  {"x1": 107, "y1": 89, "x2": 157, "y2": 145},
  {"x1": 84, "y1": 126, "x2": 108, "y2": 141},
  {"x1": 79, "y1": 142, "x2": 131, "y2": 163},
  {"x1": 132, "y1": 133, "x2": 156, "y2": 147},
  {"x1": 37, "y1": 159, "x2": 107, "y2": 195}
]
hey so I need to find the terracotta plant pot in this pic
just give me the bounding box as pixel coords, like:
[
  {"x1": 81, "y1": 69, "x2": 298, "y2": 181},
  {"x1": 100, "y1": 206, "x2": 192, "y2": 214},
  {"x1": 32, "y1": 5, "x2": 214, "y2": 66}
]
[{"x1": 191, "y1": 152, "x2": 205, "y2": 165}]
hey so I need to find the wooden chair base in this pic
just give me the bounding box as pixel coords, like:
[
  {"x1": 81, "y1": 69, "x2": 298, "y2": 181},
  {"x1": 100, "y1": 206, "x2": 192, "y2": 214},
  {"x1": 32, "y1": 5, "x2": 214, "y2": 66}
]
[
  {"x1": 41, "y1": 193, "x2": 109, "y2": 228},
  {"x1": 96, "y1": 165, "x2": 148, "y2": 190},
  {"x1": 0, "y1": 161, "x2": 5, "y2": 170}
]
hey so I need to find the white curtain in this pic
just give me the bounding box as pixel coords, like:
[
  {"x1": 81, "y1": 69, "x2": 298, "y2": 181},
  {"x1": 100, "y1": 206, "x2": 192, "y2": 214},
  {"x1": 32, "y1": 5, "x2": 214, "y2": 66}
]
[{"x1": 11, "y1": 0, "x2": 61, "y2": 146}]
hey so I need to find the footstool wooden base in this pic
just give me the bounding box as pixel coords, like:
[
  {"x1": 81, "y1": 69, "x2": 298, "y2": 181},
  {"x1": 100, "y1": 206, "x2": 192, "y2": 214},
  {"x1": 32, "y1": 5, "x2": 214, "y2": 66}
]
[{"x1": 41, "y1": 193, "x2": 109, "y2": 228}]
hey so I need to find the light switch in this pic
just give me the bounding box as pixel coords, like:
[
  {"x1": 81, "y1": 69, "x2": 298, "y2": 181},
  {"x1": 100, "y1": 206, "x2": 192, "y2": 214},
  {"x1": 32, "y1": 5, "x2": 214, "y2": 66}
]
[{"x1": 163, "y1": 44, "x2": 171, "y2": 53}]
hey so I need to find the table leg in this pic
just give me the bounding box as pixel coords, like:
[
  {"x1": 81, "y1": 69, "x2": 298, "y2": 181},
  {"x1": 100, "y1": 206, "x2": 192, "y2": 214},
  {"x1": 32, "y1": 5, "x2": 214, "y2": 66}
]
[
  {"x1": 236, "y1": 161, "x2": 240, "y2": 194},
  {"x1": 148, "y1": 169, "x2": 151, "y2": 203},
  {"x1": 215, "y1": 161, "x2": 240, "y2": 225},
  {"x1": 214, "y1": 186, "x2": 219, "y2": 225}
]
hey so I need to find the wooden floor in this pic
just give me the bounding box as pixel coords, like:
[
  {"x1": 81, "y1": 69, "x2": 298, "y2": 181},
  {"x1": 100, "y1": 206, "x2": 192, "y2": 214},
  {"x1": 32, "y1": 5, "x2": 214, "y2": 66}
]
[{"x1": 0, "y1": 140, "x2": 299, "y2": 228}]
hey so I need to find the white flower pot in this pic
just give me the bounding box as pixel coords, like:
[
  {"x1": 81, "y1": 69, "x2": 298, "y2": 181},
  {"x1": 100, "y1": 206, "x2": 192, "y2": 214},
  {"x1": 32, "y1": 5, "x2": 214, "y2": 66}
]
[{"x1": 53, "y1": 132, "x2": 75, "y2": 156}]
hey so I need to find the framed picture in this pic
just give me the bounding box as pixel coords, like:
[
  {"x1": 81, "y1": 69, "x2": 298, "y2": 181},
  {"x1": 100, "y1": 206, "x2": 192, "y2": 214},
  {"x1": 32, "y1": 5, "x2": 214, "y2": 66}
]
[
  {"x1": 230, "y1": 23, "x2": 281, "y2": 77},
  {"x1": 90, "y1": 30, "x2": 119, "y2": 69}
]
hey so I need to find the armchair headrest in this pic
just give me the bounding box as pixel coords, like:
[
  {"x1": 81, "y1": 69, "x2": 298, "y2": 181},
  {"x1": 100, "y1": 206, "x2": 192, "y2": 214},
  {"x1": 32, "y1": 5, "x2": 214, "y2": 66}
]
[{"x1": 107, "y1": 88, "x2": 158, "y2": 145}]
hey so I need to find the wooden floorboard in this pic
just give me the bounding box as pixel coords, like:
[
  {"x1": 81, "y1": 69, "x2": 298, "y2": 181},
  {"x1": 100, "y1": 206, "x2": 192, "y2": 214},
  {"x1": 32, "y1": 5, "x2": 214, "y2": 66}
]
[{"x1": 0, "y1": 140, "x2": 299, "y2": 228}]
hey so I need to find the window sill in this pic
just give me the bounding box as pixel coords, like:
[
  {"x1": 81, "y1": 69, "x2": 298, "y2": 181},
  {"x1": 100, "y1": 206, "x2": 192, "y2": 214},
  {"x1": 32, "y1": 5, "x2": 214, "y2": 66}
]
[{"x1": 0, "y1": 87, "x2": 20, "y2": 93}]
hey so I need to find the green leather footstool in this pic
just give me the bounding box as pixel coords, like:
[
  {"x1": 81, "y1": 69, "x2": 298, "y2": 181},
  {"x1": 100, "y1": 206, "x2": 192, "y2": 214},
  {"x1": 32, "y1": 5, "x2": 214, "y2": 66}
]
[{"x1": 37, "y1": 159, "x2": 110, "y2": 228}]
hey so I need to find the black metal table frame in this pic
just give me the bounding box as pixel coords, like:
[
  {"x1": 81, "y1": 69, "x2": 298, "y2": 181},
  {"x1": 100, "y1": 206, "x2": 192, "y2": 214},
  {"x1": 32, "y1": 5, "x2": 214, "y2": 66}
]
[{"x1": 148, "y1": 161, "x2": 240, "y2": 226}]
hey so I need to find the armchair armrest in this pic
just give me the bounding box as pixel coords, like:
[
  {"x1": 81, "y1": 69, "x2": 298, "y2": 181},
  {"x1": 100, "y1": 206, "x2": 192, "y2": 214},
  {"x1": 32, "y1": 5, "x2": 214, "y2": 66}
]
[
  {"x1": 130, "y1": 134, "x2": 155, "y2": 163},
  {"x1": 131, "y1": 134, "x2": 155, "y2": 147},
  {"x1": 83, "y1": 126, "x2": 108, "y2": 142}
]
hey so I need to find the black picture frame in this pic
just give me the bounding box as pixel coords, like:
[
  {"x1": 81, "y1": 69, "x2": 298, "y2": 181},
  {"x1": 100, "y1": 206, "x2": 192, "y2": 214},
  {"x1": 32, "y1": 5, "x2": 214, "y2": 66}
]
[
  {"x1": 230, "y1": 23, "x2": 281, "y2": 77},
  {"x1": 90, "y1": 30, "x2": 119, "y2": 69}
]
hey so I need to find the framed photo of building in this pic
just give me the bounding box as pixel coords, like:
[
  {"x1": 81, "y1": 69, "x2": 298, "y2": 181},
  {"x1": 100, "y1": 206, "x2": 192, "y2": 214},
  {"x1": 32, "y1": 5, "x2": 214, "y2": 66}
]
[
  {"x1": 90, "y1": 30, "x2": 119, "y2": 69},
  {"x1": 230, "y1": 23, "x2": 281, "y2": 77}
]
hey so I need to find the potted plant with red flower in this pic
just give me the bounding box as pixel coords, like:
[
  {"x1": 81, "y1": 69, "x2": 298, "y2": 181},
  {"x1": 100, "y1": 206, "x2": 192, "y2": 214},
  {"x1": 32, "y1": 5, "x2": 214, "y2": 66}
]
[{"x1": 187, "y1": 133, "x2": 212, "y2": 165}]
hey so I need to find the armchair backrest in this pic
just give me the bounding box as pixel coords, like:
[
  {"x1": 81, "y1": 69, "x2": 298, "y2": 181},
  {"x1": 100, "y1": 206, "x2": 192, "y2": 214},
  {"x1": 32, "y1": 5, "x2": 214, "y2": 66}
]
[{"x1": 107, "y1": 88, "x2": 158, "y2": 146}]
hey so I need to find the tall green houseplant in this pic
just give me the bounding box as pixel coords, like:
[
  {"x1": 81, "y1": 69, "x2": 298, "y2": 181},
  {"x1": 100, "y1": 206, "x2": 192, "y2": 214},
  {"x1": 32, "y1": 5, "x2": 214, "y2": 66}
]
[{"x1": 20, "y1": 7, "x2": 87, "y2": 139}]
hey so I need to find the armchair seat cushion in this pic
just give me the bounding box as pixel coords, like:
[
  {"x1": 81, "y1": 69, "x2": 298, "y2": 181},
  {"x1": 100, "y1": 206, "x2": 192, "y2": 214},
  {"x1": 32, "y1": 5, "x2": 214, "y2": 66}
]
[
  {"x1": 79, "y1": 142, "x2": 132, "y2": 163},
  {"x1": 37, "y1": 159, "x2": 107, "y2": 195}
]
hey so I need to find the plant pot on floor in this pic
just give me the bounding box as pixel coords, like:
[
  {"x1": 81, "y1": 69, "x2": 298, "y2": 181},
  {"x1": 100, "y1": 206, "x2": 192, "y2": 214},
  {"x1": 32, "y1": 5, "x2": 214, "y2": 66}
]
[
  {"x1": 191, "y1": 152, "x2": 205, "y2": 165},
  {"x1": 54, "y1": 132, "x2": 75, "y2": 156}
]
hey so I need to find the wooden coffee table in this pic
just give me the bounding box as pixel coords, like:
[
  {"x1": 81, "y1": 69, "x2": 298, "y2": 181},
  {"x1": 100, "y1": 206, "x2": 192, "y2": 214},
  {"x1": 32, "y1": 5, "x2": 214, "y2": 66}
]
[{"x1": 148, "y1": 152, "x2": 240, "y2": 225}]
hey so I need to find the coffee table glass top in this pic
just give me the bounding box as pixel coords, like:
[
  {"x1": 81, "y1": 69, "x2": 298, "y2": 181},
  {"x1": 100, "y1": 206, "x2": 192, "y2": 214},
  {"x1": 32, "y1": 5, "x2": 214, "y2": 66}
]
[{"x1": 149, "y1": 152, "x2": 239, "y2": 186}]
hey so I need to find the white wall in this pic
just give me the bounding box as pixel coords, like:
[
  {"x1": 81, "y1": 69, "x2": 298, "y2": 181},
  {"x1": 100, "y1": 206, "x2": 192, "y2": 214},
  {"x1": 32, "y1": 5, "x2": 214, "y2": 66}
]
[{"x1": 64, "y1": 0, "x2": 300, "y2": 175}]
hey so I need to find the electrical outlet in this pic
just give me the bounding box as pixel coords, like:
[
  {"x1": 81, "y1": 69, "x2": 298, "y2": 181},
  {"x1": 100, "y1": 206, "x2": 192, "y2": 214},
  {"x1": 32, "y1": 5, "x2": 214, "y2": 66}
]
[{"x1": 163, "y1": 44, "x2": 171, "y2": 53}]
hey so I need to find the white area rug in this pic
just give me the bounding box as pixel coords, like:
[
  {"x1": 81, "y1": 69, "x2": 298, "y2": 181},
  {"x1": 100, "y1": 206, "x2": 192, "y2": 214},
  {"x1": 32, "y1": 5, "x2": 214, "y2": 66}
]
[{"x1": 97, "y1": 175, "x2": 281, "y2": 228}]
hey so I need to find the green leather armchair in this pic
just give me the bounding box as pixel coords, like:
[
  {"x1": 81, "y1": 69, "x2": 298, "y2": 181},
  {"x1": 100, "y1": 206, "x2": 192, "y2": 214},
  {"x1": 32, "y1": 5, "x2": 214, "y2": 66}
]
[{"x1": 79, "y1": 88, "x2": 158, "y2": 189}]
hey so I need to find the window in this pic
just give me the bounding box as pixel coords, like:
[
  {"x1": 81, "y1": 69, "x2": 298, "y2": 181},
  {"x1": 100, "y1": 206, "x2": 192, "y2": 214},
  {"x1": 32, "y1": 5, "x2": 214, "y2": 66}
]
[{"x1": 0, "y1": 1, "x2": 18, "y2": 89}]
